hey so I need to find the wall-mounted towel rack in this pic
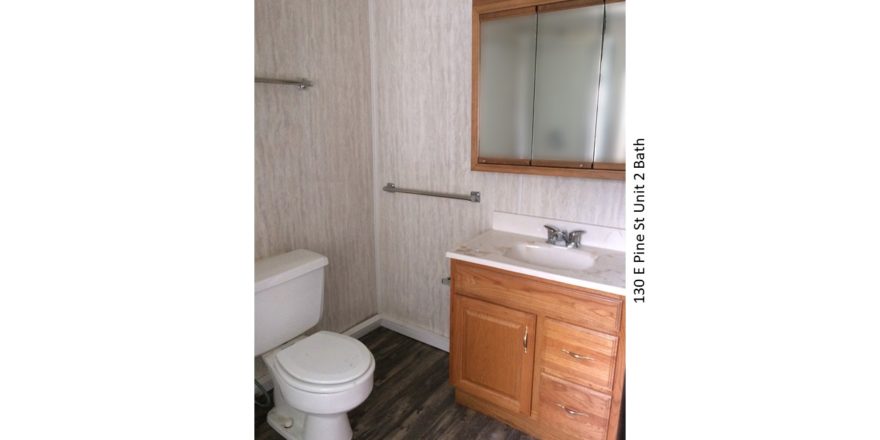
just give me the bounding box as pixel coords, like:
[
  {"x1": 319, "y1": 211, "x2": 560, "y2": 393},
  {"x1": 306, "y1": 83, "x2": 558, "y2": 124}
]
[
  {"x1": 383, "y1": 183, "x2": 480, "y2": 203},
  {"x1": 255, "y1": 77, "x2": 313, "y2": 90}
]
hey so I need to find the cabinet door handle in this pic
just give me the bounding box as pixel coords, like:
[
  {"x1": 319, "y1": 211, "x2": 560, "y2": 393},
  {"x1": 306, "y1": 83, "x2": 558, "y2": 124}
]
[
  {"x1": 556, "y1": 403, "x2": 586, "y2": 417},
  {"x1": 561, "y1": 349, "x2": 593, "y2": 361},
  {"x1": 522, "y1": 326, "x2": 528, "y2": 353}
]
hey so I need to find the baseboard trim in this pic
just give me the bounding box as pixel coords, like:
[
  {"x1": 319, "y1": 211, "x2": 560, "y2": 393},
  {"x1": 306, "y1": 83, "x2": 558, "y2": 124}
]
[
  {"x1": 343, "y1": 313, "x2": 449, "y2": 352},
  {"x1": 343, "y1": 314, "x2": 384, "y2": 338},
  {"x1": 379, "y1": 316, "x2": 449, "y2": 352}
]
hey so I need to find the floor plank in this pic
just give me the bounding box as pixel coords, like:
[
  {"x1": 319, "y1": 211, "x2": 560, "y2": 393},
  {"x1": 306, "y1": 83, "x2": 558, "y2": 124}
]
[{"x1": 254, "y1": 327, "x2": 534, "y2": 440}]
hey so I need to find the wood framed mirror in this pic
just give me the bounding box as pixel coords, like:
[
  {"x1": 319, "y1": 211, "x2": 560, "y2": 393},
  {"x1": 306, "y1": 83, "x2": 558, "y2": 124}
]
[{"x1": 471, "y1": 0, "x2": 625, "y2": 179}]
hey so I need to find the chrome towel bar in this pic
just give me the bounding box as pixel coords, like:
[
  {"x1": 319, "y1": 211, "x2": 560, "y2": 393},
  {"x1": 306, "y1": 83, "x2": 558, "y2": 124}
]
[
  {"x1": 382, "y1": 183, "x2": 480, "y2": 203},
  {"x1": 255, "y1": 77, "x2": 313, "y2": 90}
]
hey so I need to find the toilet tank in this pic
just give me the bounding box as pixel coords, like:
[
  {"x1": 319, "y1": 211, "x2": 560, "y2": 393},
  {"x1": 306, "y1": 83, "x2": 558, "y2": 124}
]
[{"x1": 254, "y1": 249, "x2": 329, "y2": 356}]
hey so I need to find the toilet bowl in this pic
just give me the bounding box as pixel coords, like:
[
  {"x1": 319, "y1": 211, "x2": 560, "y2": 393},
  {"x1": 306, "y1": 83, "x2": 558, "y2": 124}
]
[
  {"x1": 255, "y1": 250, "x2": 375, "y2": 440},
  {"x1": 264, "y1": 331, "x2": 375, "y2": 440}
]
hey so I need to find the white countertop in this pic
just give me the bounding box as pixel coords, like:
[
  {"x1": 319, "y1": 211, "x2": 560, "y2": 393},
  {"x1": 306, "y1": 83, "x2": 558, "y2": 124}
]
[{"x1": 446, "y1": 229, "x2": 625, "y2": 296}]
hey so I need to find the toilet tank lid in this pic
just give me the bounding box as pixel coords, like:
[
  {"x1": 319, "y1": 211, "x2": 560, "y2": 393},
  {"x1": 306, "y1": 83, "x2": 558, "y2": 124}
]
[{"x1": 255, "y1": 249, "x2": 328, "y2": 293}]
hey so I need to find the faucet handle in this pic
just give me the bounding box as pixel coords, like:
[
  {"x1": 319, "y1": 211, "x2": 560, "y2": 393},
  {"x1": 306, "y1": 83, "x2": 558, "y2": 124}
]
[
  {"x1": 567, "y1": 230, "x2": 586, "y2": 248},
  {"x1": 544, "y1": 225, "x2": 562, "y2": 244}
]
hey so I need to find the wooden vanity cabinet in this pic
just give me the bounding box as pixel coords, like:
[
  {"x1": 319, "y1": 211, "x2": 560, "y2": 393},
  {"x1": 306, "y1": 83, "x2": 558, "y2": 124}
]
[{"x1": 449, "y1": 260, "x2": 625, "y2": 440}]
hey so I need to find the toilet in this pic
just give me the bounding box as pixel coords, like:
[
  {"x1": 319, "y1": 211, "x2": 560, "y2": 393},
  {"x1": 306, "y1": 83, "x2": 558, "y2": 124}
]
[{"x1": 255, "y1": 249, "x2": 375, "y2": 440}]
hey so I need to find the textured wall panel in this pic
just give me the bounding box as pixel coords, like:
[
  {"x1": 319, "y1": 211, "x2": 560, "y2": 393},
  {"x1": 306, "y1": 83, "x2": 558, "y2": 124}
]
[
  {"x1": 371, "y1": 0, "x2": 625, "y2": 337},
  {"x1": 255, "y1": 0, "x2": 376, "y2": 334}
]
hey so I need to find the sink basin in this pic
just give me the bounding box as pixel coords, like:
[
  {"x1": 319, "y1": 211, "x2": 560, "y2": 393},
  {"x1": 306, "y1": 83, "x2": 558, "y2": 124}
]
[{"x1": 504, "y1": 242, "x2": 597, "y2": 271}]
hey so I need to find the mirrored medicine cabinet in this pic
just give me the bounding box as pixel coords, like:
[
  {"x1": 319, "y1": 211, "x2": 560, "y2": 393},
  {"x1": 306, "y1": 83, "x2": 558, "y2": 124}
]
[{"x1": 472, "y1": 0, "x2": 625, "y2": 179}]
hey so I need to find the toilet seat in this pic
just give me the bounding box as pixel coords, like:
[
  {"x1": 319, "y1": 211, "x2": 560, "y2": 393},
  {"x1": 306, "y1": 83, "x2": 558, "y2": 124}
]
[{"x1": 275, "y1": 331, "x2": 374, "y2": 394}]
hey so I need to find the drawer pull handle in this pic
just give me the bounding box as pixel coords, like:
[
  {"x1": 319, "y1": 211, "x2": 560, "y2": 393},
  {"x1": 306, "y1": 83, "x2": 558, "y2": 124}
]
[
  {"x1": 562, "y1": 349, "x2": 593, "y2": 361},
  {"x1": 522, "y1": 326, "x2": 529, "y2": 353},
  {"x1": 556, "y1": 403, "x2": 586, "y2": 417}
]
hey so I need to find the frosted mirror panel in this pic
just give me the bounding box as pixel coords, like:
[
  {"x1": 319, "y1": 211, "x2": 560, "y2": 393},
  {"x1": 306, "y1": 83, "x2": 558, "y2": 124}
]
[
  {"x1": 479, "y1": 14, "x2": 537, "y2": 160},
  {"x1": 531, "y1": 5, "x2": 604, "y2": 163},
  {"x1": 594, "y1": 2, "x2": 625, "y2": 164}
]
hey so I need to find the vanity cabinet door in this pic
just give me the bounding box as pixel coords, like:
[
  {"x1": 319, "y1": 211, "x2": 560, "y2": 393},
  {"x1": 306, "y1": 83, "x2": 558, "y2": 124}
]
[{"x1": 451, "y1": 294, "x2": 537, "y2": 416}]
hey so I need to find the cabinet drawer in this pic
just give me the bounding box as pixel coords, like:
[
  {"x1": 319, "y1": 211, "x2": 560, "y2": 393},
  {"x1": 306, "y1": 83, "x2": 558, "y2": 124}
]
[
  {"x1": 452, "y1": 260, "x2": 622, "y2": 334},
  {"x1": 541, "y1": 318, "x2": 617, "y2": 393},
  {"x1": 538, "y1": 372, "x2": 610, "y2": 440}
]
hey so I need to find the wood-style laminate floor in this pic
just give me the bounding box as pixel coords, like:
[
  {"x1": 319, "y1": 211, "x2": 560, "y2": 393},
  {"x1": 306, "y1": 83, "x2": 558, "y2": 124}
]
[{"x1": 255, "y1": 327, "x2": 535, "y2": 440}]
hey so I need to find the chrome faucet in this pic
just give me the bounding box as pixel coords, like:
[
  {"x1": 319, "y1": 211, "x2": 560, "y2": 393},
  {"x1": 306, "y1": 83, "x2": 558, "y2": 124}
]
[{"x1": 544, "y1": 225, "x2": 586, "y2": 248}]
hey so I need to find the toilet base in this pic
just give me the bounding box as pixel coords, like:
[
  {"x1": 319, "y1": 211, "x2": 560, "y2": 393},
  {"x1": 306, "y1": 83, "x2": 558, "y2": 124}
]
[
  {"x1": 267, "y1": 402, "x2": 353, "y2": 440},
  {"x1": 267, "y1": 406, "x2": 305, "y2": 440}
]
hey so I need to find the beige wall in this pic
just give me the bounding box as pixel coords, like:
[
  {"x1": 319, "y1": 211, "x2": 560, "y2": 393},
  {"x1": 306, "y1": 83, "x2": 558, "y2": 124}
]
[
  {"x1": 254, "y1": 0, "x2": 625, "y2": 346},
  {"x1": 370, "y1": 0, "x2": 625, "y2": 337},
  {"x1": 255, "y1": 0, "x2": 377, "y2": 333}
]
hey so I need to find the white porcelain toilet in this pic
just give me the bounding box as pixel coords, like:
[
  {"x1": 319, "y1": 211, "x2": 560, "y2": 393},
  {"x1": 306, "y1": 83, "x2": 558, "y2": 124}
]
[{"x1": 255, "y1": 249, "x2": 375, "y2": 440}]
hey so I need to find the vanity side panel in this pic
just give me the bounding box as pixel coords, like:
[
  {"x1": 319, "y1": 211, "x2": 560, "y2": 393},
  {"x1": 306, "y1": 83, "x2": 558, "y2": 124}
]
[{"x1": 605, "y1": 301, "x2": 625, "y2": 440}]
